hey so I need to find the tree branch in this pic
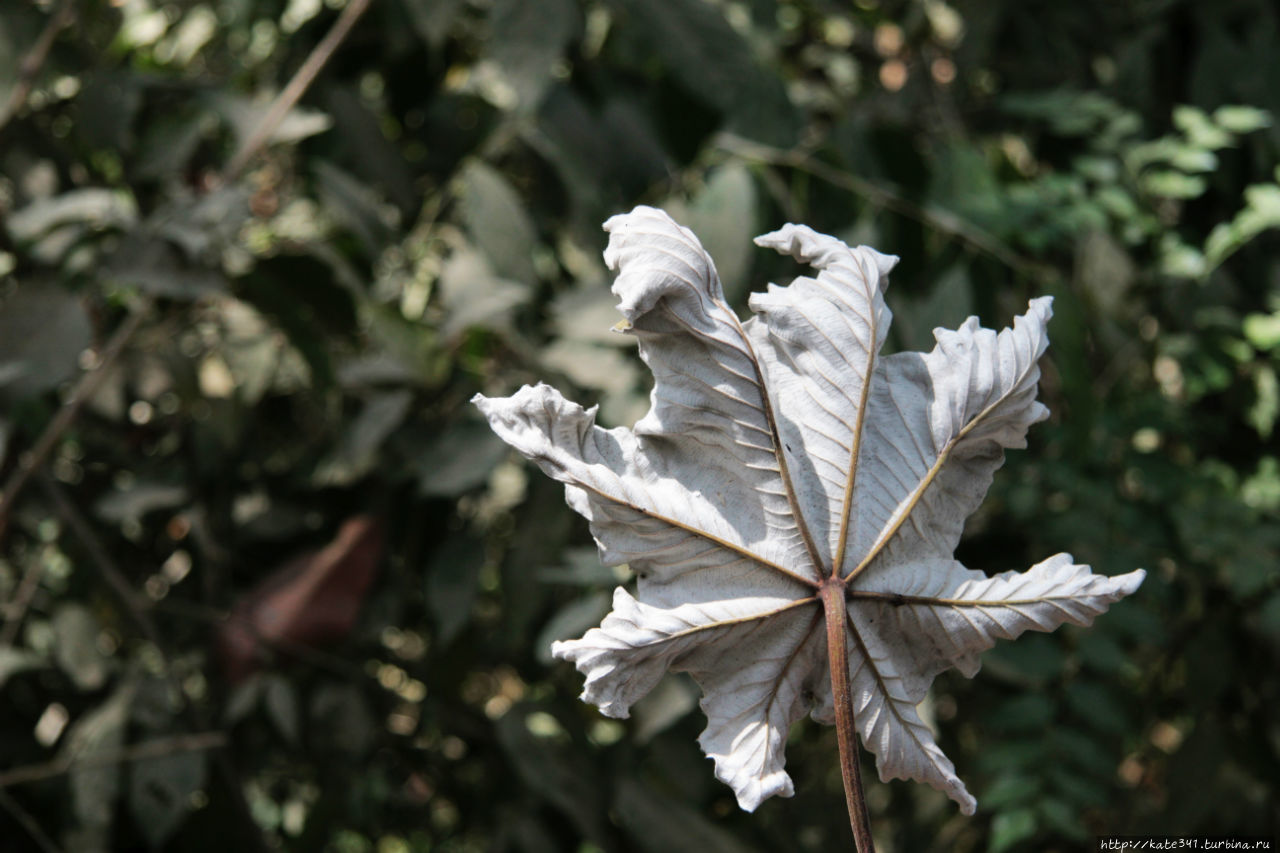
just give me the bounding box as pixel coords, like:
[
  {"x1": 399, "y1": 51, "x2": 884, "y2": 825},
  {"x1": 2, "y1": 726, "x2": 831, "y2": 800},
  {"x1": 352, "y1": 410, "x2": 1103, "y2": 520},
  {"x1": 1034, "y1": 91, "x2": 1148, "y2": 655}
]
[
  {"x1": 220, "y1": 0, "x2": 374, "y2": 183},
  {"x1": 0, "y1": 788, "x2": 64, "y2": 853},
  {"x1": 0, "y1": 0, "x2": 76, "y2": 133},
  {"x1": 0, "y1": 731, "x2": 227, "y2": 788},
  {"x1": 715, "y1": 133, "x2": 1038, "y2": 276}
]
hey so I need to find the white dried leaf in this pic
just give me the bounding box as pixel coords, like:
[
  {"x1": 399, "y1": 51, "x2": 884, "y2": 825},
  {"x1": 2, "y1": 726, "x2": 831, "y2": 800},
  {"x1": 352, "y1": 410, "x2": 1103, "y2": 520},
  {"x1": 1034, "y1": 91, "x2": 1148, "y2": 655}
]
[{"x1": 474, "y1": 206, "x2": 1144, "y2": 815}]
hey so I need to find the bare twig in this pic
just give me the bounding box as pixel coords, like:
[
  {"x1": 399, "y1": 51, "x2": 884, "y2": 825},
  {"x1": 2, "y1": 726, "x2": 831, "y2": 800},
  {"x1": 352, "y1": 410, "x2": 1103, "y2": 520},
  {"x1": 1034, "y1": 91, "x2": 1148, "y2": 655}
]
[
  {"x1": 0, "y1": 297, "x2": 152, "y2": 562},
  {"x1": 34, "y1": 472, "x2": 158, "y2": 641},
  {"x1": 0, "y1": 731, "x2": 227, "y2": 788},
  {"x1": 0, "y1": 0, "x2": 77, "y2": 132},
  {"x1": 716, "y1": 133, "x2": 1038, "y2": 276},
  {"x1": 220, "y1": 0, "x2": 374, "y2": 183},
  {"x1": 0, "y1": 788, "x2": 64, "y2": 853}
]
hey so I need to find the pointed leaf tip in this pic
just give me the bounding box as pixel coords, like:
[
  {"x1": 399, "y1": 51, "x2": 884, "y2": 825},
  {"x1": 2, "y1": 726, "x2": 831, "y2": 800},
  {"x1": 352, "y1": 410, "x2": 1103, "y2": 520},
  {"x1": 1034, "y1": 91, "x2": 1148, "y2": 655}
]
[{"x1": 754, "y1": 223, "x2": 899, "y2": 288}]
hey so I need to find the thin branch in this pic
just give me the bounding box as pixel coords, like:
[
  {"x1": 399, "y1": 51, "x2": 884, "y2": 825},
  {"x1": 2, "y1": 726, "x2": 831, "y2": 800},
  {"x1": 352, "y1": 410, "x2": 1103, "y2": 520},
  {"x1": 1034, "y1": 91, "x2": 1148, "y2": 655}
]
[
  {"x1": 34, "y1": 472, "x2": 160, "y2": 642},
  {"x1": 0, "y1": 788, "x2": 64, "y2": 853},
  {"x1": 0, "y1": 0, "x2": 77, "y2": 133},
  {"x1": 0, "y1": 297, "x2": 152, "y2": 568},
  {"x1": 715, "y1": 133, "x2": 1038, "y2": 276},
  {"x1": 0, "y1": 731, "x2": 227, "y2": 789},
  {"x1": 220, "y1": 0, "x2": 374, "y2": 183}
]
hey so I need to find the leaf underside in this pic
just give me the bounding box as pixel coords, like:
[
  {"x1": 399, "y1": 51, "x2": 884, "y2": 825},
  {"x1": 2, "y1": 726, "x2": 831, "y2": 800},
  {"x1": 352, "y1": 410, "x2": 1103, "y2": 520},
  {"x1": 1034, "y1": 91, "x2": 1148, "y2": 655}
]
[{"x1": 474, "y1": 206, "x2": 1145, "y2": 815}]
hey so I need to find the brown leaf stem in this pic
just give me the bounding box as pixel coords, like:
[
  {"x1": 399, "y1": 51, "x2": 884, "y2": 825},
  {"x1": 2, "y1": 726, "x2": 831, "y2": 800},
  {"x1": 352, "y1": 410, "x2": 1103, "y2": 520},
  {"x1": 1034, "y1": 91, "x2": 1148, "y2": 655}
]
[{"x1": 820, "y1": 579, "x2": 876, "y2": 853}]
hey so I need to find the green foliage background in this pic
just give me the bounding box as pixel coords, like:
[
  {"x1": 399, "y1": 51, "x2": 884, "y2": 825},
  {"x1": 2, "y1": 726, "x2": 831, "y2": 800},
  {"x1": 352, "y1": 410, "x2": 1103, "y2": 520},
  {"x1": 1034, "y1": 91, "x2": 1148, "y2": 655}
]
[{"x1": 1, "y1": 0, "x2": 1278, "y2": 850}]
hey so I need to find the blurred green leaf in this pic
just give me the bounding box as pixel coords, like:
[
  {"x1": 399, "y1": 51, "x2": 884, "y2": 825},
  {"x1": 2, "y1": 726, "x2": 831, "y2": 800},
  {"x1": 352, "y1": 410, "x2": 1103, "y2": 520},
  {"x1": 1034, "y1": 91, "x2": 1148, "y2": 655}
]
[
  {"x1": 314, "y1": 390, "x2": 415, "y2": 486},
  {"x1": 664, "y1": 162, "x2": 758, "y2": 304},
  {"x1": 425, "y1": 532, "x2": 485, "y2": 645},
  {"x1": 93, "y1": 482, "x2": 189, "y2": 524},
  {"x1": 630, "y1": 672, "x2": 700, "y2": 743},
  {"x1": 437, "y1": 245, "x2": 530, "y2": 341},
  {"x1": 614, "y1": 777, "x2": 757, "y2": 853},
  {"x1": 1173, "y1": 105, "x2": 1232, "y2": 150},
  {"x1": 401, "y1": 0, "x2": 466, "y2": 48},
  {"x1": 0, "y1": 646, "x2": 45, "y2": 690},
  {"x1": 536, "y1": 546, "x2": 623, "y2": 587},
  {"x1": 487, "y1": 0, "x2": 578, "y2": 112},
  {"x1": 208, "y1": 92, "x2": 333, "y2": 149},
  {"x1": 263, "y1": 674, "x2": 301, "y2": 744},
  {"x1": 106, "y1": 234, "x2": 225, "y2": 298},
  {"x1": 64, "y1": 683, "x2": 135, "y2": 847},
  {"x1": 237, "y1": 254, "x2": 360, "y2": 387},
  {"x1": 1064, "y1": 681, "x2": 1128, "y2": 734},
  {"x1": 989, "y1": 693, "x2": 1055, "y2": 733},
  {"x1": 1212, "y1": 105, "x2": 1271, "y2": 134},
  {"x1": 314, "y1": 160, "x2": 397, "y2": 256},
  {"x1": 0, "y1": 282, "x2": 91, "y2": 399},
  {"x1": 608, "y1": 0, "x2": 799, "y2": 146},
  {"x1": 311, "y1": 683, "x2": 376, "y2": 757},
  {"x1": 7, "y1": 189, "x2": 138, "y2": 244},
  {"x1": 534, "y1": 590, "x2": 610, "y2": 666},
  {"x1": 52, "y1": 604, "x2": 111, "y2": 691},
  {"x1": 459, "y1": 161, "x2": 539, "y2": 285},
  {"x1": 415, "y1": 419, "x2": 508, "y2": 497},
  {"x1": 982, "y1": 634, "x2": 1065, "y2": 686},
  {"x1": 128, "y1": 748, "x2": 207, "y2": 847},
  {"x1": 1243, "y1": 311, "x2": 1280, "y2": 351},
  {"x1": 496, "y1": 704, "x2": 609, "y2": 844},
  {"x1": 980, "y1": 774, "x2": 1042, "y2": 810},
  {"x1": 987, "y1": 807, "x2": 1037, "y2": 853},
  {"x1": 1142, "y1": 170, "x2": 1207, "y2": 199}
]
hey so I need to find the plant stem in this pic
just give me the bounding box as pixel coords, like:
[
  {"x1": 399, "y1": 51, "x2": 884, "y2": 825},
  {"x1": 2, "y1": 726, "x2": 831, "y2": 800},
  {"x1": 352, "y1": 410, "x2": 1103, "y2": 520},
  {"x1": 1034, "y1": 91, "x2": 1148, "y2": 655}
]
[
  {"x1": 0, "y1": 0, "x2": 76, "y2": 132},
  {"x1": 820, "y1": 580, "x2": 876, "y2": 853},
  {"x1": 0, "y1": 297, "x2": 152, "y2": 556},
  {"x1": 220, "y1": 0, "x2": 373, "y2": 183}
]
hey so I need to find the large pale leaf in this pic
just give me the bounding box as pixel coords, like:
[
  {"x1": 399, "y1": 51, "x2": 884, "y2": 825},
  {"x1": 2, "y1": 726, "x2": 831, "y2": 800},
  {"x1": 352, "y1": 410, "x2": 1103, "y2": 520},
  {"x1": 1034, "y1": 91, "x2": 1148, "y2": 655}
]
[{"x1": 474, "y1": 206, "x2": 1144, "y2": 815}]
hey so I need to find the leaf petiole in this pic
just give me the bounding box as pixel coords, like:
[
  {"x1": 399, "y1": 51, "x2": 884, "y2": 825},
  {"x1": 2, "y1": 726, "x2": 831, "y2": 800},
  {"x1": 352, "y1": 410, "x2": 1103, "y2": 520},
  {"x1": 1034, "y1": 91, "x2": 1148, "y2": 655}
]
[{"x1": 820, "y1": 579, "x2": 876, "y2": 853}]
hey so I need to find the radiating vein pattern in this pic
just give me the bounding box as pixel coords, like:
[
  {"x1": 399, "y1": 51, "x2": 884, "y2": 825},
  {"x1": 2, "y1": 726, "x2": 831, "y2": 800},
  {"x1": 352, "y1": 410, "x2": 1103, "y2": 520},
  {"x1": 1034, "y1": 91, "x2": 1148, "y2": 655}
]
[
  {"x1": 847, "y1": 298, "x2": 1054, "y2": 577},
  {"x1": 748, "y1": 224, "x2": 897, "y2": 570},
  {"x1": 552, "y1": 589, "x2": 824, "y2": 810},
  {"x1": 850, "y1": 555, "x2": 1147, "y2": 703},
  {"x1": 474, "y1": 206, "x2": 1145, "y2": 820}
]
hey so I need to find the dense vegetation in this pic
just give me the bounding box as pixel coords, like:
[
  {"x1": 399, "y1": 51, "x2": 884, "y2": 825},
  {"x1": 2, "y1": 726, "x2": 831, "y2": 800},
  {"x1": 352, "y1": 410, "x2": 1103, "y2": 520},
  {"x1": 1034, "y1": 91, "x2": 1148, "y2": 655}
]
[{"x1": 1, "y1": 0, "x2": 1278, "y2": 851}]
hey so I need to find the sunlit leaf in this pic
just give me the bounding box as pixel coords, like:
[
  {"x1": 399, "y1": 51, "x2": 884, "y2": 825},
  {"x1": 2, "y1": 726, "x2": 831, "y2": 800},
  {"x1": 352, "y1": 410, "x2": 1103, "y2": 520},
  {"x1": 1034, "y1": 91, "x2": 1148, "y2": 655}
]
[
  {"x1": 476, "y1": 207, "x2": 1143, "y2": 814},
  {"x1": 1212, "y1": 105, "x2": 1271, "y2": 134}
]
